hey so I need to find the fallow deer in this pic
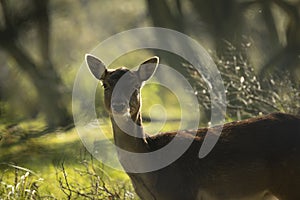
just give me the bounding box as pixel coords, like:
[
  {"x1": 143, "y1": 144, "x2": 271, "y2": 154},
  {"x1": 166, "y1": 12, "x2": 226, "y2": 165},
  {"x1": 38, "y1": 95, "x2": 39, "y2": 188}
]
[{"x1": 86, "y1": 54, "x2": 300, "y2": 200}]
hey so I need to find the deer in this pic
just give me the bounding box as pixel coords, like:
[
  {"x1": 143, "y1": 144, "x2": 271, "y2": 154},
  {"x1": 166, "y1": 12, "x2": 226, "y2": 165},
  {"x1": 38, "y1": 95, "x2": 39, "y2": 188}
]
[{"x1": 85, "y1": 54, "x2": 300, "y2": 200}]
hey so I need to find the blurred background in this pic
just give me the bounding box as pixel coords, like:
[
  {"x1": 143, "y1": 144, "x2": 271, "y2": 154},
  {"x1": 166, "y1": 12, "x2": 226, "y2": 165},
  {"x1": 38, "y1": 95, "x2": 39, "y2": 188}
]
[
  {"x1": 0, "y1": 0, "x2": 299, "y2": 127},
  {"x1": 0, "y1": 0, "x2": 300, "y2": 127},
  {"x1": 0, "y1": 0, "x2": 299, "y2": 199}
]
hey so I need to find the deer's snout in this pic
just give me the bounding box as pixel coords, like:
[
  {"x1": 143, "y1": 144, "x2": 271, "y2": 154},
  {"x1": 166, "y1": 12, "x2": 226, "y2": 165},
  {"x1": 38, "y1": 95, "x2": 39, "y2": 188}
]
[{"x1": 111, "y1": 102, "x2": 127, "y2": 114}]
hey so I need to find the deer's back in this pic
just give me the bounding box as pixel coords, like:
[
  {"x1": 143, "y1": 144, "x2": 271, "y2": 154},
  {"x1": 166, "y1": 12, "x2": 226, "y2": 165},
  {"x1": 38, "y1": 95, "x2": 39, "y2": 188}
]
[
  {"x1": 144, "y1": 113, "x2": 300, "y2": 199},
  {"x1": 149, "y1": 112, "x2": 300, "y2": 156}
]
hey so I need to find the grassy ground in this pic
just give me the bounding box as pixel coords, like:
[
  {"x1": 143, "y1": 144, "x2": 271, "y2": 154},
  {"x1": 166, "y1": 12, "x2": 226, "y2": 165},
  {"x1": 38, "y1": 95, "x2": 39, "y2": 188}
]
[
  {"x1": 0, "y1": 83, "x2": 185, "y2": 199},
  {"x1": 0, "y1": 115, "x2": 182, "y2": 199},
  {"x1": 0, "y1": 120, "x2": 137, "y2": 199}
]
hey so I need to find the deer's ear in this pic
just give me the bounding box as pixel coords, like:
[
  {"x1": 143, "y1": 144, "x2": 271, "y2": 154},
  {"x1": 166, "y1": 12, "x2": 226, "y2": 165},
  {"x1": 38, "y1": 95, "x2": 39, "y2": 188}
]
[
  {"x1": 85, "y1": 54, "x2": 107, "y2": 80},
  {"x1": 137, "y1": 56, "x2": 159, "y2": 82}
]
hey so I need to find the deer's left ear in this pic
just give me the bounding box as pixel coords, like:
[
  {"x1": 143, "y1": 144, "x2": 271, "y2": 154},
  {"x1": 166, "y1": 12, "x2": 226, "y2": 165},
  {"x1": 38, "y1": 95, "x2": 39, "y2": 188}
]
[
  {"x1": 137, "y1": 56, "x2": 159, "y2": 82},
  {"x1": 85, "y1": 54, "x2": 107, "y2": 80}
]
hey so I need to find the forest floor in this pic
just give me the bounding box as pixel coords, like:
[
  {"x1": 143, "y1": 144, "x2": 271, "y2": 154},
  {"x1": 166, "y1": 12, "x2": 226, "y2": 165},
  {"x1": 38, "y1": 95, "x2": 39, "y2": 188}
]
[{"x1": 0, "y1": 120, "x2": 137, "y2": 199}]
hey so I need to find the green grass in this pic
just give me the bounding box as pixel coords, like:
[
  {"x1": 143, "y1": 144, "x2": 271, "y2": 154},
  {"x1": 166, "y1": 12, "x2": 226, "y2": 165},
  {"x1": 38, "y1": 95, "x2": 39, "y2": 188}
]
[
  {"x1": 0, "y1": 115, "x2": 183, "y2": 199},
  {"x1": 0, "y1": 82, "x2": 193, "y2": 199},
  {"x1": 0, "y1": 120, "x2": 137, "y2": 199}
]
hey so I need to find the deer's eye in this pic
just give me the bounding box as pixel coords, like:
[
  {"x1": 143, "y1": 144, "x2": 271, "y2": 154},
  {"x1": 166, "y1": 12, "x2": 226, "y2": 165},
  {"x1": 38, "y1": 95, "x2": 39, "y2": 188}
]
[
  {"x1": 102, "y1": 83, "x2": 108, "y2": 88},
  {"x1": 134, "y1": 84, "x2": 140, "y2": 90}
]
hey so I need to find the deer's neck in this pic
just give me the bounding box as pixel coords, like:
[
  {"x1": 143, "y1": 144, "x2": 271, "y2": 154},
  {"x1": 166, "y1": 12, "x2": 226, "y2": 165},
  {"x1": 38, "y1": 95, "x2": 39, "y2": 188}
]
[{"x1": 110, "y1": 111, "x2": 149, "y2": 153}]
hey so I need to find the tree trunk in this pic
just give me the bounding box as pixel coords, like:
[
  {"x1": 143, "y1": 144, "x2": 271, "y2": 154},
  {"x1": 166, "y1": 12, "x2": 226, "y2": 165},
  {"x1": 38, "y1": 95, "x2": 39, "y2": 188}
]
[
  {"x1": 0, "y1": 0, "x2": 72, "y2": 128},
  {"x1": 4, "y1": 41, "x2": 72, "y2": 128}
]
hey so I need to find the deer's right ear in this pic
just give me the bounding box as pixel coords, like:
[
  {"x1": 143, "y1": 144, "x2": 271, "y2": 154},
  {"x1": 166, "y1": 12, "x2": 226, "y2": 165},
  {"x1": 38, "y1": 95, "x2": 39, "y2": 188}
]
[
  {"x1": 137, "y1": 56, "x2": 159, "y2": 82},
  {"x1": 85, "y1": 54, "x2": 107, "y2": 80}
]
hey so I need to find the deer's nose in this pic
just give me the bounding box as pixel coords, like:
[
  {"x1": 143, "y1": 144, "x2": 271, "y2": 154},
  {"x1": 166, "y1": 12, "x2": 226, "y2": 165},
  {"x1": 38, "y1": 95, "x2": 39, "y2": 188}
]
[{"x1": 112, "y1": 103, "x2": 127, "y2": 113}]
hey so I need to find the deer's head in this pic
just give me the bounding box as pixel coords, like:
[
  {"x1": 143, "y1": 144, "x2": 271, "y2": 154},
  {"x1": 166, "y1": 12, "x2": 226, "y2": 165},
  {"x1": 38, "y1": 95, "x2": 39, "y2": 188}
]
[{"x1": 86, "y1": 54, "x2": 159, "y2": 120}]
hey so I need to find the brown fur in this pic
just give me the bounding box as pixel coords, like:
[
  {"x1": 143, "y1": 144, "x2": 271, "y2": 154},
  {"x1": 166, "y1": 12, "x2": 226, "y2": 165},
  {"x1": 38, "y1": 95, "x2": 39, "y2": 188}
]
[
  {"x1": 145, "y1": 113, "x2": 300, "y2": 199},
  {"x1": 86, "y1": 54, "x2": 300, "y2": 200}
]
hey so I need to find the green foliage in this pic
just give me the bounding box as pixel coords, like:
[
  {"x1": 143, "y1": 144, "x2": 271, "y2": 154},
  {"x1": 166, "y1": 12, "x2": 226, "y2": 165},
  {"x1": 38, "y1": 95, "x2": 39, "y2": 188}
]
[
  {"x1": 0, "y1": 160, "x2": 138, "y2": 200},
  {"x1": 0, "y1": 123, "x2": 138, "y2": 199}
]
